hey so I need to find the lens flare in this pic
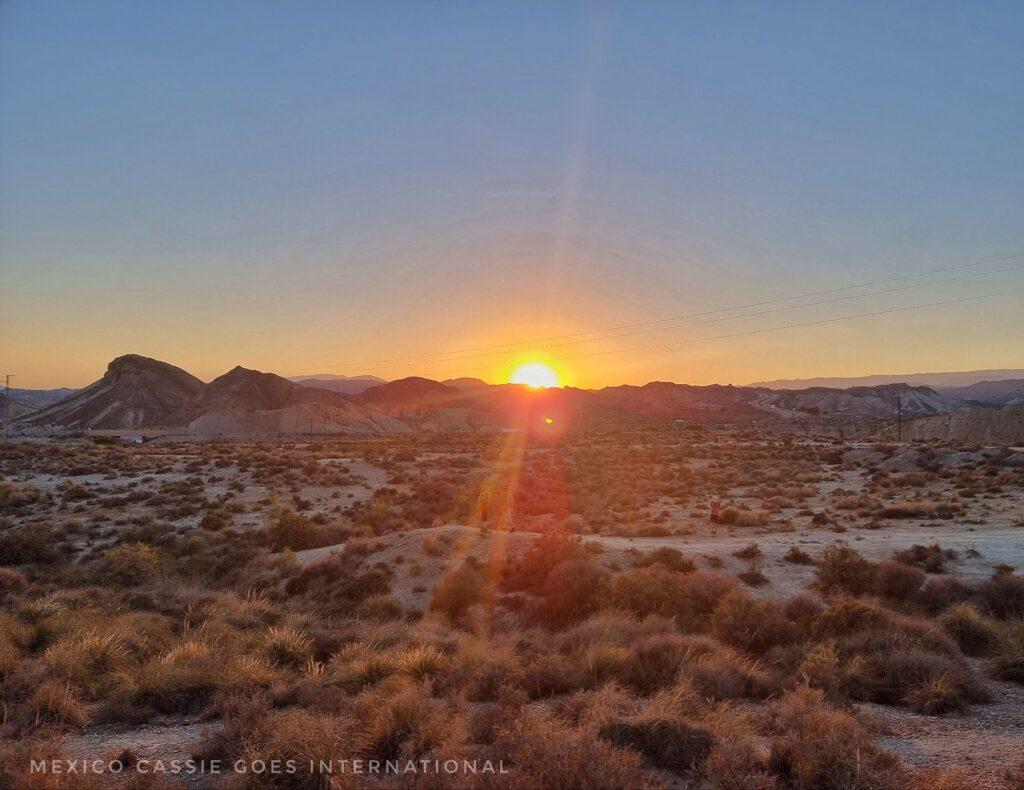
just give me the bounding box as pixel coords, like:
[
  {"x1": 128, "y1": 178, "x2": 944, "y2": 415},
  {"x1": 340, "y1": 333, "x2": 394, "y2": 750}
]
[{"x1": 509, "y1": 362, "x2": 560, "y2": 389}]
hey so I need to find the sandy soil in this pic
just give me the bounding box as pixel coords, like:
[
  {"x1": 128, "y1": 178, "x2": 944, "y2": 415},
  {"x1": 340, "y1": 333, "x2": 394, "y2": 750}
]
[{"x1": 61, "y1": 717, "x2": 214, "y2": 786}]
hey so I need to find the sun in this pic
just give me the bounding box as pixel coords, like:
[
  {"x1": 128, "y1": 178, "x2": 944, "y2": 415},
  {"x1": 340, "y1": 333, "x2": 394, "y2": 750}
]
[{"x1": 509, "y1": 362, "x2": 561, "y2": 389}]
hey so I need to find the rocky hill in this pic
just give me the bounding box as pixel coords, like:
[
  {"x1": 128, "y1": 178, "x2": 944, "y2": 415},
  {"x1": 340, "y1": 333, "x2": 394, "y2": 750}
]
[
  {"x1": 759, "y1": 383, "x2": 950, "y2": 417},
  {"x1": 750, "y1": 368, "x2": 1024, "y2": 390},
  {"x1": 291, "y1": 374, "x2": 385, "y2": 395},
  {"x1": 938, "y1": 379, "x2": 1024, "y2": 406},
  {"x1": 895, "y1": 403, "x2": 1024, "y2": 444},
  {"x1": 22, "y1": 355, "x2": 205, "y2": 429}
]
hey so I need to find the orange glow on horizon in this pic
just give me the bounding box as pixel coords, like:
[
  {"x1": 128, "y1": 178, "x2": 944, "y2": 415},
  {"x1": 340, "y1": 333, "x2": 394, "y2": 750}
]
[{"x1": 509, "y1": 361, "x2": 561, "y2": 389}]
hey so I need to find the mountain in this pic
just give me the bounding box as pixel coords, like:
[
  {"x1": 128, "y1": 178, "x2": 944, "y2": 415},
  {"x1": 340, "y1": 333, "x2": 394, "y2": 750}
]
[
  {"x1": 289, "y1": 374, "x2": 385, "y2": 383},
  {"x1": 293, "y1": 377, "x2": 384, "y2": 395},
  {"x1": 17, "y1": 357, "x2": 456, "y2": 435},
  {"x1": 5, "y1": 388, "x2": 78, "y2": 408},
  {"x1": 22, "y1": 355, "x2": 206, "y2": 429},
  {"x1": 355, "y1": 377, "x2": 462, "y2": 413},
  {"x1": 185, "y1": 366, "x2": 385, "y2": 434},
  {"x1": 442, "y1": 377, "x2": 490, "y2": 391},
  {"x1": 938, "y1": 379, "x2": 1024, "y2": 406},
  {"x1": 19, "y1": 354, "x2": 1003, "y2": 437},
  {"x1": 5, "y1": 396, "x2": 44, "y2": 420},
  {"x1": 204, "y1": 366, "x2": 344, "y2": 411},
  {"x1": 895, "y1": 404, "x2": 1024, "y2": 444},
  {"x1": 3, "y1": 388, "x2": 78, "y2": 420},
  {"x1": 750, "y1": 369, "x2": 1024, "y2": 390},
  {"x1": 759, "y1": 384, "x2": 950, "y2": 417},
  {"x1": 595, "y1": 382, "x2": 765, "y2": 419}
]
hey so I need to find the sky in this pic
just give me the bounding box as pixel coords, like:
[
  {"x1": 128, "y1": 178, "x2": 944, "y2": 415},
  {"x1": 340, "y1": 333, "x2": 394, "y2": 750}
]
[{"x1": 2, "y1": 1, "x2": 1023, "y2": 389}]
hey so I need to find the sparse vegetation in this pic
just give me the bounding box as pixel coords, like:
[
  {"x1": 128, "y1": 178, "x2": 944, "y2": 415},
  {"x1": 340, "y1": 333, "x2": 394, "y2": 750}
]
[{"x1": 0, "y1": 428, "x2": 1021, "y2": 786}]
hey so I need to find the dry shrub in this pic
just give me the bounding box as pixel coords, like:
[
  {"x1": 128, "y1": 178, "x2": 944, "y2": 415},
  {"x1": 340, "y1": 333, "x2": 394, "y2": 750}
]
[
  {"x1": 521, "y1": 652, "x2": 584, "y2": 699},
  {"x1": 782, "y1": 593, "x2": 824, "y2": 630},
  {"x1": 713, "y1": 591, "x2": 803, "y2": 655},
  {"x1": 893, "y1": 543, "x2": 956, "y2": 573},
  {"x1": 92, "y1": 542, "x2": 167, "y2": 586},
  {"x1": 769, "y1": 686, "x2": 898, "y2": 789},
  {"x1": 796, "y1": 643, "x2": 846, "y2": 701},
  {"x1": 900, "y1": 668, "x2": 974, "y2": 715},
  {"x1": 352, "y1": 679, "x2": 462, "y2": 762},
  {"x1": 813, "y1": 597, "x2": 988, "y2": 713},
  {"x1": 621, "y1": 633, "x2": 706, "y2": 693},
  {"x1": 938, "y1": 603, "x2": 1001, "y2": 656},
  {"x1": 814, "y1": 544, "x2": 875, "y2": 596},
  {"x1": 916, "y1": 575, "x2": 971, "y2": 614},
  {"x1": 262, "y1": 505, "x2": 325, "y2": 551},
  {"x1": 284, "y1": 558, "x2": 389, "y2": 608},
  {"x1": 671, "y1": 637, "x2": 778, "y2": 701},
  {"x1": 0, "y1": 566, "x2": 29, "y2": 596},
  {"x1": 874, "y1": 560, "x2": 924, "y2": 601},
  {"x1": 447, "y1": 638, "x2": 522, "y2": 702},
  {"x1": 0, "y1": 523, "x2": 58, "y2": 565},
  {"x1": 639, "y1": 547, "x2": 697, "y2": 574},
  {"x1": 226, "y1": 707, "x2": 350, "y2": 789},
  {"x1": 599, "y1": 718, "x2": 714, "y2": 772},
  {"x1": 555, "y1": 682, "x2": 637, "y2": 732},
  {"x1": 783, "y1": 546, "x2": 813, "y2": 565},
  {"x1": 262, "y1": 626, "x2": 314, "y2": 668},
  {"x1": 992, "y1": 621, "x2": 1024, "y2": 683},
  {"x1": 608, "y1": 568, "x2": 736, "y2": 631},
  {"x1": 491, "y1": 707, "x2": 651, "y2": 788},
  {"x1": 733, "y1": 543, "x2": 762, "y2": 560},
  {"x1": 979, "y1": 570, "x2": 1024, "y2": 619},
  {"x1": 0, "y1": 737, "x2": 105, "y2": 790},
  {"x1": 354, "y1": 594, "x2": 404, "y2": 622},
  {"x1": 43, "y1": 631, "x2": 131, "y2": 694},
  {"x1": 534, "y1": 559, "x2": 610, "y2": 626},
  {"x1": 210, "y1": 590, "x2": 282, "y2": 630},
  {"x1": 431, "y1": 557, "x2": 490, "y2": 619},
  {"x1": 329, "y1": 643, "x2": 398, "y2": 690},
  {"x1": 878, "y1": 501, "x2": 962, "y2": 520},
  {"x1": 113, "y1": 640, "x2": 221, "y2": 716},
  {"x1": 703, "y1": 710, "x2": 777, "y2": 790},
  {"x1": 27, "y1": 680, "x2": 90, "y2": 728},
  {"x1": 392, "y1": 644, "x2": 448, "y2": 681},
  {"x1": 558, "y1": 610, "x2": 676, "y2": 654},
  {"x1": 738, "y1": 562, "x2": 768, "y2": 588},
  {"x1": 503, "y1": 530, "x2": 585, "y2": 593}
]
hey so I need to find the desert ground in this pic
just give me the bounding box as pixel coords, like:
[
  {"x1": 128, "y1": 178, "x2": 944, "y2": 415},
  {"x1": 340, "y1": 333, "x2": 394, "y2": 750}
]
[{"x1": 1, "y1": 427, "x2": 1023, "y2": 788}]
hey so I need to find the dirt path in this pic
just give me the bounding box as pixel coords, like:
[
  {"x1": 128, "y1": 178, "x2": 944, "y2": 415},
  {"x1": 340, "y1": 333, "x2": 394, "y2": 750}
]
[{"x1": 61, "y1": 717, "x2": 214, "y2": 786}]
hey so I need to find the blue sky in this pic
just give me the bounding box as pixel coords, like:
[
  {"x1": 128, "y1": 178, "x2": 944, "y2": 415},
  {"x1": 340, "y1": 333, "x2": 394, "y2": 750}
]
[{"x1": 2, "y1": 1, "x2": 1022, "y2": 388}]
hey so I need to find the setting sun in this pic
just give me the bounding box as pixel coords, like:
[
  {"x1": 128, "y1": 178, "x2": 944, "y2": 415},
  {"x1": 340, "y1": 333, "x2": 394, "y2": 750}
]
[{"x1": 509, "y1": 362, "x2": 561, "y2": 389}]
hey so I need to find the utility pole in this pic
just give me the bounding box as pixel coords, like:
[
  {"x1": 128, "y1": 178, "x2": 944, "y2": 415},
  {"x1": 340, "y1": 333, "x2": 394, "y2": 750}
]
[{"x1": 3, "y1": 375, "x2": 11, "y2": 445}]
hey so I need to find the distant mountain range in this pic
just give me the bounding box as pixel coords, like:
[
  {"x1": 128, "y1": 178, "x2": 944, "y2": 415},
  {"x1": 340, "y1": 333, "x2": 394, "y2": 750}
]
[
  {"x1": 3, "y1": 388, "x2": 77, "y2": 419},
  {"x1": 749, "y1": 369, "x2": 1024, "y2": 389},
  {"x1": 290, "y1": 374, "x2": 385, "y2": 396},
  {"x1": 11, "y1": 356, "x2": 1024, "y2": 438}
]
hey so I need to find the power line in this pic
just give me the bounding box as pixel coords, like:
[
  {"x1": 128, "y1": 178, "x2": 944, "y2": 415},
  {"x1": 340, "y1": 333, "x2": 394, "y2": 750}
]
[
  {"x1": 278, "y1": 251, "x2": 1024, "y2": 374},
  {"x1": 3, "y1": 375, "x2": 11, "y2": 445},
  {"x1": 416, "y1": 286, "x2": 1024, "y2": 380}
]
